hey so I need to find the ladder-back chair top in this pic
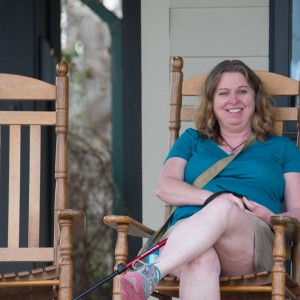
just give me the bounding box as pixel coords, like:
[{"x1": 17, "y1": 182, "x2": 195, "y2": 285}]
[
  {"x1": 0, "y1": 62, "x2": 69, "y2": 263},
  {"x1": 167, "y1": 56, "x2": 300, "y2": 219},
  {"x1": 169, "y1": 56, "x2": 300, "y2": 150}
]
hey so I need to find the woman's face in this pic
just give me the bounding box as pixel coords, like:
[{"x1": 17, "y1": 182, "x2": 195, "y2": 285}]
[{"x1": 213, "y1": 72, "x2": 255, "y2": 133}]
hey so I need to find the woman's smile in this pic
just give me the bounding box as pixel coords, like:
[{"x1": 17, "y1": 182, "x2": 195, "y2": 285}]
[{"x1": 226, "y1": 108, "x2": 243, "y2": 113}]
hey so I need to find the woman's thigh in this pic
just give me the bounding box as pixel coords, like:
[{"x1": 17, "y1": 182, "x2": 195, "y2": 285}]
[
  {"x1": 188, "y1": 199, "x2": 257, "y2": 276},
  {"x1": 159, "y1": 199, "x2": 271, "y2": 277},
  {"x1": 214, "y1": 218, "x2": 255, "y2": 276}
]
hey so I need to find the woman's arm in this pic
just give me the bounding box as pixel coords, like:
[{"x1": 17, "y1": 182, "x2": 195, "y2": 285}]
[
  {"x1": 281, "y1": 172, "x2": 300, "y2": 219},
  {"x1": 155, "y1": 157, "x2": 212, "y2": 206}
]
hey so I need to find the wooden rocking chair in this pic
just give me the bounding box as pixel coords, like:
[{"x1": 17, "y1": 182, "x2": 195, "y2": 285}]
[
  {"x1": 104, "y1": 56, "x2": 300, "y2": 300},
  {"x1": 0, "y1": 62, "x2": 84, "y2": 299}
]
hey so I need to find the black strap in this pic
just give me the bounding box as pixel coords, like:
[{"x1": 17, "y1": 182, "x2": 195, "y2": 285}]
[{"x1": 203, "y1": 189, "x2": 245, "y2": 208}]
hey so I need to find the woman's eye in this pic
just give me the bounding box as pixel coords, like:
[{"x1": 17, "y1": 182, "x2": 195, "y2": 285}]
[
  {"x1": 237, "y1": 90, "x2": 247, "y2": 94},
  {"x1": 219, "y1": 92, "x2": 228, "y2": 96}
]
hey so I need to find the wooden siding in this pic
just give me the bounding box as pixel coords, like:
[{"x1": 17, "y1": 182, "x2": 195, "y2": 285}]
[{"x1": 169, "y1": 0, "x2": 269, "y2": 76}]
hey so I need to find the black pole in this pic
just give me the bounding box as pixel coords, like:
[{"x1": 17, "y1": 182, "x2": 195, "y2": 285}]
[
  {"x1": 73, "y1": 239, "x2": 167, "y2": 300},
  {"x1": 73, "y1": 264, "x2": 127, "y2": 300}
]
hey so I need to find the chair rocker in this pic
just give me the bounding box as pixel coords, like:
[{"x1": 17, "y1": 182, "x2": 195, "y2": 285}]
[{"x1": 104, "y1": 56, "x2": 300, "y2": 300}]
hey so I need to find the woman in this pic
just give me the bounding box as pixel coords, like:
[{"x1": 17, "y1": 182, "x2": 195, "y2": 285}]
[{"x1": 120, "y1": 60, "x2": 300, "y2": 300}]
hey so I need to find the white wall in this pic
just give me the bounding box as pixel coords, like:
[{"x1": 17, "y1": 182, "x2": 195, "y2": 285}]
[
  {"x1": 141, "y1": 0, "x2": 269, "y2": 231},
  {"x1": 141, "y1": 0, "x2": 170, "y2": 230}
]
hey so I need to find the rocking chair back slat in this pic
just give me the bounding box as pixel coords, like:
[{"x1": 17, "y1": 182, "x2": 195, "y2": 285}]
[
  {"x1": 8, "y1": 125, "x2": 21, "y2": 248},
  {"x1": 28, "y1": 125, "x2": 41, "y2": 248}
]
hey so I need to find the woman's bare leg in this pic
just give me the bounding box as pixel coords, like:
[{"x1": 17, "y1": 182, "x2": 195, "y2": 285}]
[
  {"x1": 120, "y1": 197, "x2": 256, "y2": 300},
  {"x1": 178, "y1": 247, "x2": 221, "y2": 300},
  {"x1": 156, "y1": 197, "x2": 255, "y2": 280}
]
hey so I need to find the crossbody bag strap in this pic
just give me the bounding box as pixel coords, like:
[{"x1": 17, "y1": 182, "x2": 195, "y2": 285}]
[
  {"x1": 142, "y1": 134, "x2": 256, "y2": 251},
  {"x1": 192, "y1": 134, "x2": 256, "y2": 189}
]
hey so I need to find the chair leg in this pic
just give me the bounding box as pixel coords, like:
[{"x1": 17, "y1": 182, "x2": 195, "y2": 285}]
[
  {"x1": 59, "y1": 217, "x2": 74, "y2": 300},
  {"x1": 272, "y1": 223, "x2": 287, "y2": 300},
  {"x1": 112, "y1": 223, "x2": 130, "y2": 300}
]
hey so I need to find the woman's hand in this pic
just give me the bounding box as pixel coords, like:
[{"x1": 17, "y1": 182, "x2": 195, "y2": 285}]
[
  {"x1": 216, "y1": 193, "x2": 247, "y2": 211},
  {"x1": 242, "y1": 197, "x2": 274, "y2": 226}
]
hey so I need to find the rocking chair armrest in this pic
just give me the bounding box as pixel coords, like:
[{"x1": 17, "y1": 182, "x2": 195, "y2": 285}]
[
  {"x1": 270, "y1": 215, "x2": 300, "y2": 242},
  {"x1": 103, "y1": 215, "x2": 155, "y2": 238},
  {"x1": 58, "y1": 208, "x2": 85, "y2": 219},
  {"x1": 58, "y1": 209, "x2": 86, "y2": 237}
]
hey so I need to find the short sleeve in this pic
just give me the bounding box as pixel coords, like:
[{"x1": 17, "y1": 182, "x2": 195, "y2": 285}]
[
  {"x1": 165, "y1": 128, "x2": 200, "y2": 162},
  {"x1": 283, "y1": 137, "x2": 300, "y2": 173}
]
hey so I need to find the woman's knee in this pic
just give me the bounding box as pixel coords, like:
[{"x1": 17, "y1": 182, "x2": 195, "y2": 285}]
[
  {"x1": 206, "y1": 197, "x2": 243, "y2": 220},
  {"x1": 212, "y1": 197, "x2": 235, "y2": 209}
]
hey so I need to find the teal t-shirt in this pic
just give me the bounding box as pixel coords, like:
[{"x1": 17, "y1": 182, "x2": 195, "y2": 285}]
[{"x1": 166, "y1": 128, "x2": 300, "y2": 226}]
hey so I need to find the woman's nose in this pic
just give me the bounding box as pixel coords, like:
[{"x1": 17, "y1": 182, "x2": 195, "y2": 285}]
[{"x1": 228, "y1": 93, "x2": 238, "y2": 103}]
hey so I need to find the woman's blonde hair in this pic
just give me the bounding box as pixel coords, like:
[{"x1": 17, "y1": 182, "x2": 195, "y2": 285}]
[{"x1": 194, "y1": 60, "x2": 275, "y2": 142}]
